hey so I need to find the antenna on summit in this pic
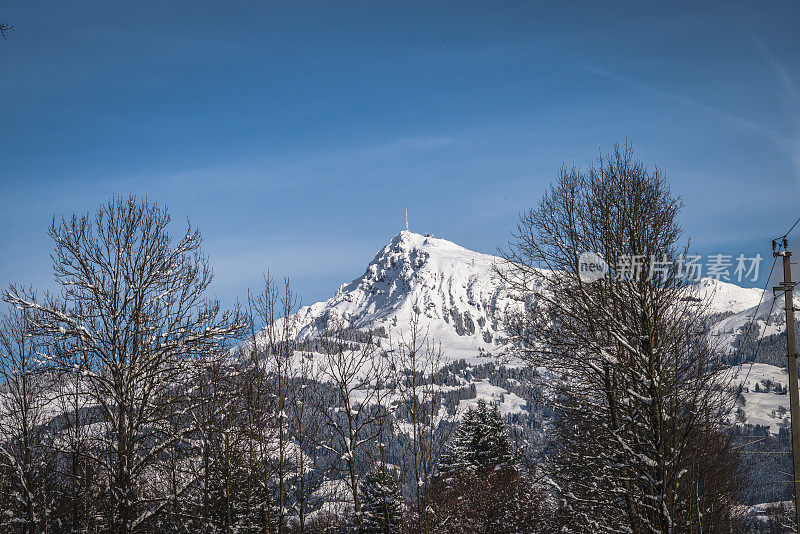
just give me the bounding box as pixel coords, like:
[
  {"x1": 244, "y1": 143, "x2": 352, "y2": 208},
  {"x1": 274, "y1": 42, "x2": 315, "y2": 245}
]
[{"x1": 405, "y1": 209, "x2": 409, "y2": 232}]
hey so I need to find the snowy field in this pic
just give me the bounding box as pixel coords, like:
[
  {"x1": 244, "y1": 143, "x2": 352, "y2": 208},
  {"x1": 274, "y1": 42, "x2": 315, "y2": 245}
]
[{"x1": 731, "y1": 363, "x2": 791, "y2": 434}]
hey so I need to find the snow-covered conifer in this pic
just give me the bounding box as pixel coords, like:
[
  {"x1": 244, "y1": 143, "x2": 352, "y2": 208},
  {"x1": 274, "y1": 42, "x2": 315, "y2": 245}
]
[
  {"x1": 441, "y1": 399, "x2": 513, "y2": 477},
  {"x1": 359, "y1": 466, "x2": 403, "y2": 534}
]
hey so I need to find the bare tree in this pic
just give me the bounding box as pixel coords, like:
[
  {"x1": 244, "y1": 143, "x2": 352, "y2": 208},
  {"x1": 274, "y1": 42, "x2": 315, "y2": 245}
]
[
  {"x1": 0, "y1": 22, "x2": 12, "y2": 39},
  {"x1": 237, "y1": 327, "x2": 278, "y2": 533},
  {"x1": 184, "y1": 346, "x2": 242, "y2": 532},
  {"x1": 388, "y1": 304, "x2": 457, "y2": 534},
  {"x1": 497, "y1": 144, "x2": 738, "y2": 533},
  {"x1": 0, "y1": 306, "x2": 53, "y2": 534},
  {"x1": 248, "y1": 275, "x2": 299, "y2": 534},
  {"x1": 52, "y1": 344, "x2": 103, "y2": 533},
  {"x1": 189, "y1": 351, "x2": 265, "y2": 533},
  {"x1": 288, "y1": 346, "x2": 325, "y2": 533},
  {"x1": 5, "y1": 196, "x2": 247, "y2": 534},
  {"x1": 310, "y1": 316, "x2": 390, "y2": 526}
]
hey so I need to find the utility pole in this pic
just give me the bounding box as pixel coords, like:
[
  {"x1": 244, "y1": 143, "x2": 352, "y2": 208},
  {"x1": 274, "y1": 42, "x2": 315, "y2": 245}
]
[{"x1": 773, "y1": 236, "x2": 800, "y2": 529}]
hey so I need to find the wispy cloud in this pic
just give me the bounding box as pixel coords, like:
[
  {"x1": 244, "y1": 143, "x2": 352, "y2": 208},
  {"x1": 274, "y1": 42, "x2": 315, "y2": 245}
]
[
  {"x1": 750, "y1": 36, "x2": 800, "y2": 181},
  {"x1": 586, "y1": 65, "x2": 795, "y2": 154},
  {"x1": 752, "y1": 36, "x2": 800, "y2": 111}
]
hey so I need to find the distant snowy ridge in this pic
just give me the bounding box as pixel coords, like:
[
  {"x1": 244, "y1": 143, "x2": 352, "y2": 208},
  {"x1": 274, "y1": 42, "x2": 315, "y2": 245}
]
[
  {"x1": 708, "y1": 290, "x2": 797, "y2": 352},
  {"x1": 692, "y1": 277, "x2": 763, "y2": 316},
  {"x1": 267, "y1": 230, "x2": 766, "y2": 364}
]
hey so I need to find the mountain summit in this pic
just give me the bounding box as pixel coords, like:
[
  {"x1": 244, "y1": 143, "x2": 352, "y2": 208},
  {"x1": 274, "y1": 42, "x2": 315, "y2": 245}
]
[{"x1": 289, "y1": 231, "x2": 516, "y2": 362}]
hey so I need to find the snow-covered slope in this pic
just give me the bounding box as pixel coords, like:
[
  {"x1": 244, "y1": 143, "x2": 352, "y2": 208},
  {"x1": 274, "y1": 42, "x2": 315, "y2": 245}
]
[
  {"x1": 288, "y1": 231, "x2": 525, "y2": 363},
  {"x1": 729, "y1": 363, "x2": 790, "y2": 434}
]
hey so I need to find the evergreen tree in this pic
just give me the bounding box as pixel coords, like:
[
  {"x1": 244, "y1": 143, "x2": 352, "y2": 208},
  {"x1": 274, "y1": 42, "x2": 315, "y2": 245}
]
[
  {"x1": 441, "y1": 400, "x2": 513, "y2": 477},
  {"x1": 359, "y1": 467, "x2": 403, "y2": 534},
  {"x1": 430, "y1": 402, "x2": 546, "y2": 532}
]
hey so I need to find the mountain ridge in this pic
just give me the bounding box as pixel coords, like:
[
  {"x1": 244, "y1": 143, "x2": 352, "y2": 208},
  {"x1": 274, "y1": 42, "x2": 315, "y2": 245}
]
[{"x1": 277, "y1": 231, "x2": 767, "y2": 362}]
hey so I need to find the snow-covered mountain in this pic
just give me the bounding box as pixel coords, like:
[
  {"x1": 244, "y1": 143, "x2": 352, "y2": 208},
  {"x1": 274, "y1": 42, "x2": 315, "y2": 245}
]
[
  {"x1": 279, "y1": 230, "x2": 767, "y2": 363},
  {"x1": 288, "y1": 231, "x2": 523, "y2": 363}
]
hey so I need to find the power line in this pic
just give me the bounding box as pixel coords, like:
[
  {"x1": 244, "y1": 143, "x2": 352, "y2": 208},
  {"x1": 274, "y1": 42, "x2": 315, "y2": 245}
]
[
  {"x1": 739, "y1": 256, "x2": 779, "y2": 387},
  {"x1": 777, "y1": 214, "x2": 800, "y2": 241},
  {"x1": 740, "y1": 296, "x2": 779, "y2": 388},
  {"x1": 734, "y1": 435, "x2": 771, "y2": 449},
  {"x1": 742, "y1": 256, "x2": 778, "y2": 348}
]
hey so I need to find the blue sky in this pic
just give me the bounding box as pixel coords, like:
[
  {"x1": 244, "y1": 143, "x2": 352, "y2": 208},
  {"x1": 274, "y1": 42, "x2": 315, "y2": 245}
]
[{"x1": 2, "y1": 1, "x2": 800, "y2": 306}]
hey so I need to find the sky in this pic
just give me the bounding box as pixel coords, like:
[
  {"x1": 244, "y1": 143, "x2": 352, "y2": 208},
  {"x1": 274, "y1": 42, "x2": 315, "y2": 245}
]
[{"x1": 2, "y1": 1, "x2": 800, "y2": 308}]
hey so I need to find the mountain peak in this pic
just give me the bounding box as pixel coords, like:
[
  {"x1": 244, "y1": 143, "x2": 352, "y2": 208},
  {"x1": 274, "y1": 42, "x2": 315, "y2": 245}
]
[
  {"x1": 289, "y1": 231, "x2": 513, "y2": 361},
  {"x1": 380, "y1": 230, "x2": 485, "y2": 264},
  {"x1": 387, "y1": 230, "x2": 458, "y2": 251},
  {"x1": 382, "y1": 230, "x2": 430, "y2": 257}
]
